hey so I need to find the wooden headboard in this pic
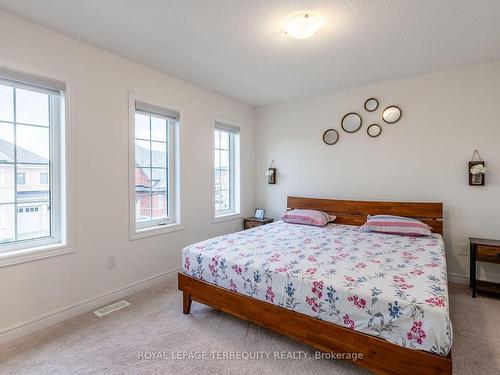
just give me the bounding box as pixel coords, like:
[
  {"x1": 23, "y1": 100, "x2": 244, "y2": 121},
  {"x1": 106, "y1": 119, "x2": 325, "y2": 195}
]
[{"x1": 287, "y1": 196, "x2": 443, "y2": 235}]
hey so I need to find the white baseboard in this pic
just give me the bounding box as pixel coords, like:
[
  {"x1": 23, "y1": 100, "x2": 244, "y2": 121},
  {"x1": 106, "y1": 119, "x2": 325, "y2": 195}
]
[
  {"x1": 448, "y1": 272, "x2": 469, "y2": 285},
  {"x1": 0, "y1": 267, "x2": 180, "y2": 345}
]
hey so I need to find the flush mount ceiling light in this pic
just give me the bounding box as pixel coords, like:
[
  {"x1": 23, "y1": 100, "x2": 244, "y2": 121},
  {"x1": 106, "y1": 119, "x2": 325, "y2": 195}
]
[{"x1": 284, "y1": 13, "x2": 322, "y2": 39}]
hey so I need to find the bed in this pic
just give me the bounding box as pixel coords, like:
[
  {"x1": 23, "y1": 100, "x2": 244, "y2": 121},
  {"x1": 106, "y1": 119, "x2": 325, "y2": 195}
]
[{"x1": 178, "y1": 197, "x2": 452, "y2": 374}]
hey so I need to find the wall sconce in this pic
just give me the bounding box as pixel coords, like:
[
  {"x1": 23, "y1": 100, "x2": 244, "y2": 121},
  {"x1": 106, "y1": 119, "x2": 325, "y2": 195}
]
[
  {"x1": 469, "y1": 149, "x2": 486, "y2": 186},
  {"x1": 266, "y1": 160, "x2": 277, "y2": 184}
]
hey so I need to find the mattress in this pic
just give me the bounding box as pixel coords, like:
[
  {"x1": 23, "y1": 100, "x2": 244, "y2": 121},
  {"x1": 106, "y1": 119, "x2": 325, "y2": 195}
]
[{"x1": 181, "y1": 221, "x2": 452, "y2": 356}]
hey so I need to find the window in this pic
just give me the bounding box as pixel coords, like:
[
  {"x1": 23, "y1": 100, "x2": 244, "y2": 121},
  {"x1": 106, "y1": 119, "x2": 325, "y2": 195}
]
[
  {"x1": 16, "y1": 172, "x2": 26, "y2": 185},
  {"x1": 213, "y1": 122, "x2": 240, "y2": 218},
  {"x1": 40, "y1": 172, "x2": 48, "y2": 184},
  {"x1": 0, "y1": 69, "x2": 65, "y2": 251},
  {"x1": 130, "y1": 96, "x2": 181, "y2": 238}
]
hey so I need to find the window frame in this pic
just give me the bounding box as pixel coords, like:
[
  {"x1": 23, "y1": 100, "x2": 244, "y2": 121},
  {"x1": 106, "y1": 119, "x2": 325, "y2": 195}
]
[
  {"x1": 134, "y1": 110, "x2": 175, "y2": 230},
  {"x1": 0, "y1": 58, "x2": 76, "y2": 268},
  {"x1": 212, "y1": 119, "x2": 241, "y2": 223},
  {"x1": 128, "y1": 93, "x2": 184, "y2": 240},
  {"x1": 0, "y1": 77, "x2": 62, "y2": 251}
]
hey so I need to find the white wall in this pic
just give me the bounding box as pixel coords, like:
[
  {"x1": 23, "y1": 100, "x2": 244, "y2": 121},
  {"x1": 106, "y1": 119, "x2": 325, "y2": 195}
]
[
  {"x1": 0, "y1": 11, "x2": 255, "y2": 337},
  {"x1": 2, "y1": 8, "x2": 500, "y2": 343},
  {"x1": 256, "y1": 60, "x2": 500, "y2": 284}
]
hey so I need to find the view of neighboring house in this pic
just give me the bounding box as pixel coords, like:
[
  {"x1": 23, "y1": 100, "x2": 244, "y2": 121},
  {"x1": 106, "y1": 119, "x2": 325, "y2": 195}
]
[
  {"x1": 134, "y1": 141, "x2": 168, "y2": 223},
  {"x1": 214, "y1": 164, "x2": 230, "y2": 211},
  {"x1": 213, "y1": 128, "x2": 231, "y2": 213},
  {"x1": 133, "y1": 142, "x2": 230, "y2": 221},
  {"x1": 0, "y1": 138, "x2": 50, "y2": 243}
]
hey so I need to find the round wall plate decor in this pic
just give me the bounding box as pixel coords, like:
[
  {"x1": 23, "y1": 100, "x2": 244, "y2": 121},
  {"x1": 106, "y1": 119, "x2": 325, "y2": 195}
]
[
  {"x1": 364, "y1": 98, "x2": 379, "y2": 112},
  {"x1": 341, "y1": 112, "x2": 363, "y2": 133},
  {"x1": 367, "y1": 124, "x2": 382, "y2": 137},
  {"x1": 322, "y1": 129, "x2": 339, "y2": 145},
  {"x1": 382, "y1": 106, "x2": 402, "y2": 124}
]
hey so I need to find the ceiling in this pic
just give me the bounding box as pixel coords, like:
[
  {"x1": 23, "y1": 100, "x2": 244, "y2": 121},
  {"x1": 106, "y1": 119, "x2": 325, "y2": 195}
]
[{"x1": 1, "y1": 0, "x2": 500, "y2": 106}]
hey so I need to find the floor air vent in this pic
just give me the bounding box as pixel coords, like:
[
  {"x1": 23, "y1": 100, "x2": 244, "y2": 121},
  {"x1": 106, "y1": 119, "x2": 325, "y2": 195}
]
[{"x1": 93, "y1": 300, "x2": 130, "y2": 317}]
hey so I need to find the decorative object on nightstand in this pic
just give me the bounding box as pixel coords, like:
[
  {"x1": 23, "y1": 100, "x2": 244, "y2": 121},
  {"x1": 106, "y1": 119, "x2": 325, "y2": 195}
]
[
  {"x1": 266, "y1": 160, "x2": 277, "y2": 184},
  {"x1": 469, "y1": 237, "x2": 500, "y2": 298},
  {"x1": 469, "y1": 149, "x2": 486, "y2": 186},
  {"x1": 254, "y1": 208, "x2": 265, "y2": 220},
  {"x1": 243, "y1": 217, "x2": 273, "y2": 230}
]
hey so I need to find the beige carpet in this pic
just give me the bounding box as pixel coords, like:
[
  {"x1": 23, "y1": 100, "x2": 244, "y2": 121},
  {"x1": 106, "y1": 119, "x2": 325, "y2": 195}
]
[{"x1": 1, "y1": 281, "x2": 499, "y2": 374}]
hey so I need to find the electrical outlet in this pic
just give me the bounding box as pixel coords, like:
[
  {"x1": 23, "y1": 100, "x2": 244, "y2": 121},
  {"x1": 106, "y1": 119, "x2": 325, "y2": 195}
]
[
  {"x1": 457, "y1": 243, "x2": 467, "y2": 256},
  {"x1": 107, "y1": 255, "x2": 117, "y2": 269}
]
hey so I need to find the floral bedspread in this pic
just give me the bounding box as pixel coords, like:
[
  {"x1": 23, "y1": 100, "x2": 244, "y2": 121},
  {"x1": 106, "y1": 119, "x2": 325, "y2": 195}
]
[{"x1": 181, "y1": 221, "x2": 452, "y2": 356}]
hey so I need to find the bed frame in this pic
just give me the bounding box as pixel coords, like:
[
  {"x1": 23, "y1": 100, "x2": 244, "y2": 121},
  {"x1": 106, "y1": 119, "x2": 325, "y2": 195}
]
[{"x1": 178, "y1": 196, "x2": 451, "y2": 374}]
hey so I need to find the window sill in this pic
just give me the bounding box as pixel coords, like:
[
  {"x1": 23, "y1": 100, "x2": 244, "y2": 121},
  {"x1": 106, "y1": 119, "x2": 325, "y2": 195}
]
[
  {"x1": 0, "y1": 243, "x2": 75, "y2": 268},
  {"x1": 130, "y1": 222, "x2": 185, "y2": 240},
  {"x1": 212, "y1": 212, "x2": 242, "y2": 224}
]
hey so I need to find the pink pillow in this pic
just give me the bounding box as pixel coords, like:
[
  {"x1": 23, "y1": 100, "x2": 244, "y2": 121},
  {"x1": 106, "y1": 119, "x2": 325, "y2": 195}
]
[
  {"x1": 360, "y1": 215, "x2": 432, "y2": 236},
  {"x1": 281, "y1": 209, "x2": 335, "y2": 227}
]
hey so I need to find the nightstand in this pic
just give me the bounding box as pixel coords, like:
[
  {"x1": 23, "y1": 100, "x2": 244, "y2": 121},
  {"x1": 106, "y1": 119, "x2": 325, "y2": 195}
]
[
  {"x1": 243, "y1": 217, "x2": 273, "y2": 230},
  {"x1": 470, "y1": 237, "x2": 500, "y2": 298}
]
